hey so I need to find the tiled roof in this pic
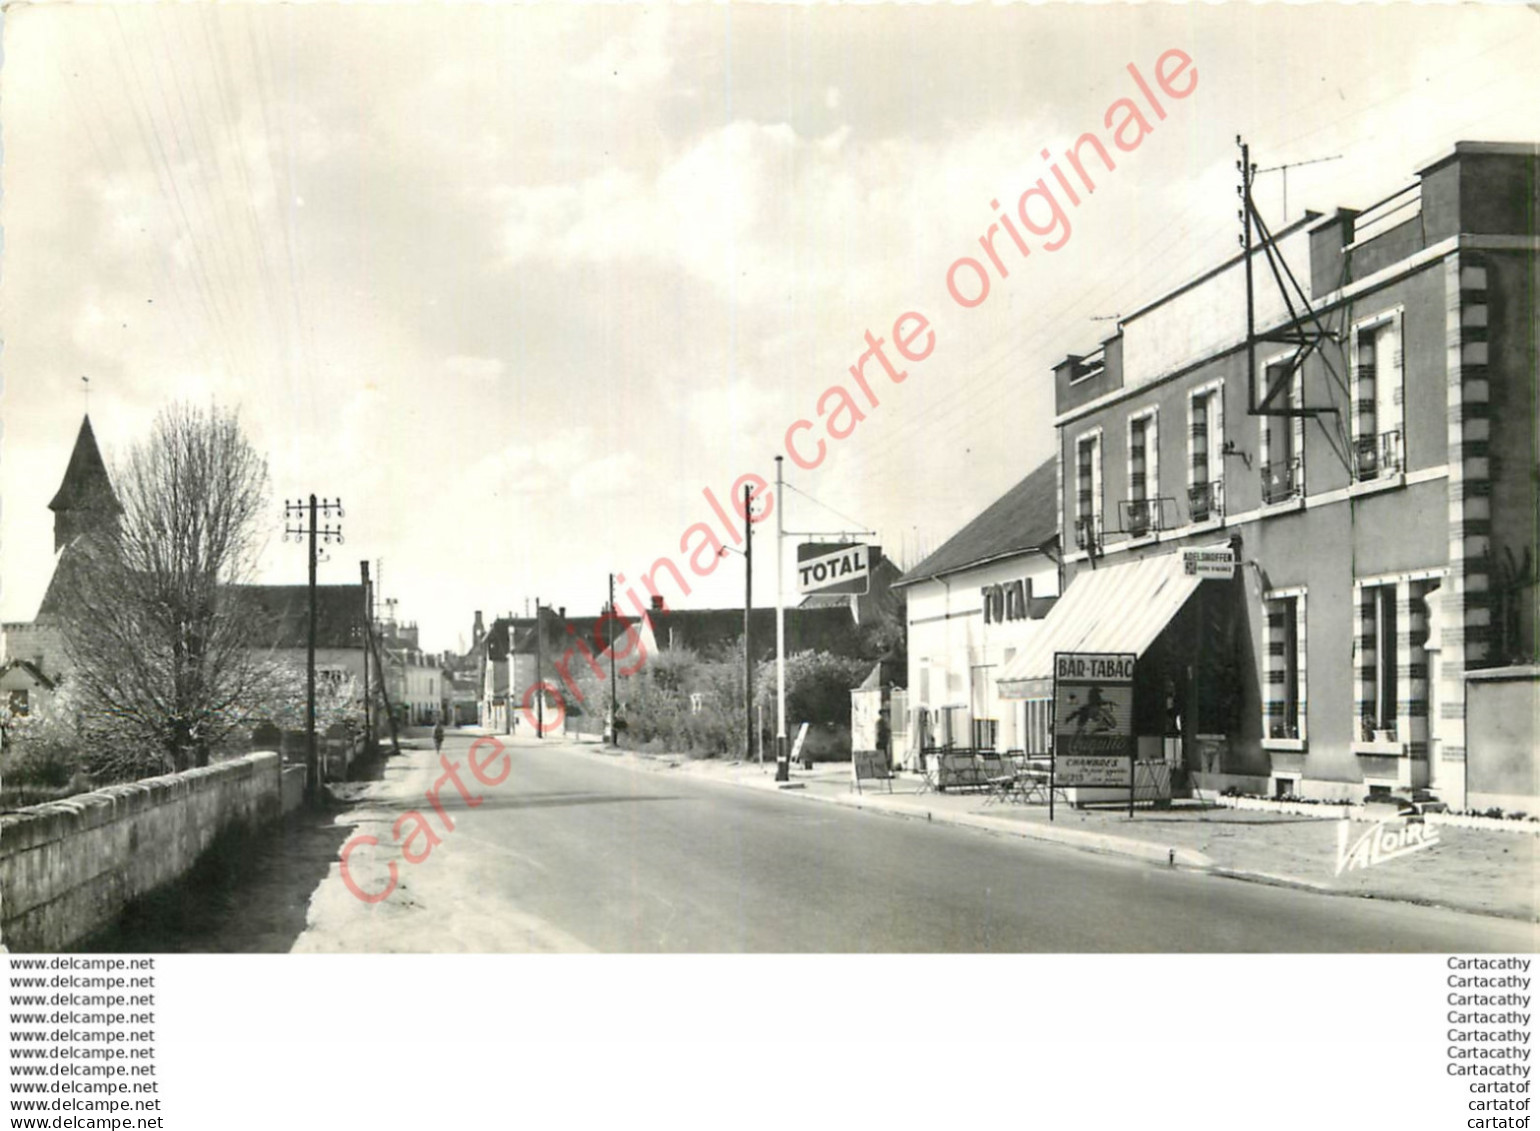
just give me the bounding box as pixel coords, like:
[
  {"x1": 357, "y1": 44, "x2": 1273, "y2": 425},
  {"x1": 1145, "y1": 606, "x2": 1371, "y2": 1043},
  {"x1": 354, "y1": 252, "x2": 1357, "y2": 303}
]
[
  {"x1": 650, "y1": 606, "x2": 862, "y2": 660},
  {"x1": 240, "y1": 584, "x2": 369, "y2": 650},
  {"x1": 896, "y1": 459, "x2": 1058, "y2": 587},
  {"x1": 485, "y1": 609, "x2": 645, "y2": 661}
]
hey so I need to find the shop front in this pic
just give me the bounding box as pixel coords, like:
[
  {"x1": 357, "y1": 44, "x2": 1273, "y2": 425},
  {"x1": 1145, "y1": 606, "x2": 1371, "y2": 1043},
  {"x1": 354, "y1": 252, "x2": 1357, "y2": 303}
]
[{"x1": 996, "y1": 545, "x2": 1250, "y2": 800}]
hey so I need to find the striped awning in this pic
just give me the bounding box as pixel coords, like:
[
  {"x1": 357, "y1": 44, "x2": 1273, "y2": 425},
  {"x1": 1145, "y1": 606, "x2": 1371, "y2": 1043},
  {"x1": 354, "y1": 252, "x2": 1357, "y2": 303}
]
[{"x1": 996, "y1": 549, "x2": 1216, "y2": 699}]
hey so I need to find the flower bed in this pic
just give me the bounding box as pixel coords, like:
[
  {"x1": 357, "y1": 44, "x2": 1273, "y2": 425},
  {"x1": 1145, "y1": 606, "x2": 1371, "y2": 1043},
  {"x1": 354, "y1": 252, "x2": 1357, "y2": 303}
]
[{"x1": 1212, "y1": 793, "x2": 1540, "y2": 835}]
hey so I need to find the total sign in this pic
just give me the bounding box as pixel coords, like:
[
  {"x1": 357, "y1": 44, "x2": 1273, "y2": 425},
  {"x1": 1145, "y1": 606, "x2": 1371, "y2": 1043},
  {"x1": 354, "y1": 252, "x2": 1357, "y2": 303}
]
[{"x1": 797, "y1": 543, "x2": 879, "y2": 596}]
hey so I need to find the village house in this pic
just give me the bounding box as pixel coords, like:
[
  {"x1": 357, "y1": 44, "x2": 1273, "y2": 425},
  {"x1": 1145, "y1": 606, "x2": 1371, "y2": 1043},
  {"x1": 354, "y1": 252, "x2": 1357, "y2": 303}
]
[{"x1": 893, "y1": 460, "x2": 1061, "y2": 767}]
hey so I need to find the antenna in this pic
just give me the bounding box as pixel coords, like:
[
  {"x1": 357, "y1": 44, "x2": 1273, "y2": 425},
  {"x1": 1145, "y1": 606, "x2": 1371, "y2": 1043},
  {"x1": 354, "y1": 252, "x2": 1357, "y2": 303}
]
[{"x1": 1255, "y1": 153, "x2": 1342, "y2": 225}]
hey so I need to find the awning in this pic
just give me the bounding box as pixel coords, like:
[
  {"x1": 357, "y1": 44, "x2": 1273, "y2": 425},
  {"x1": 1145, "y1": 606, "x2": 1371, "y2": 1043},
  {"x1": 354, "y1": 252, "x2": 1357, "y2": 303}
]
[{"x1": 997, "y1": 548, "x2": 1219, "y2": 699}]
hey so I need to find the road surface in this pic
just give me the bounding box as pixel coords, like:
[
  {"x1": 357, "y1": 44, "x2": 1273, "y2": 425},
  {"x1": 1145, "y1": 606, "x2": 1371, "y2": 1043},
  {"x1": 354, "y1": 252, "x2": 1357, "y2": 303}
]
[{"x1": 284, "y1": 733, "x2": 1538, "y2": 953}]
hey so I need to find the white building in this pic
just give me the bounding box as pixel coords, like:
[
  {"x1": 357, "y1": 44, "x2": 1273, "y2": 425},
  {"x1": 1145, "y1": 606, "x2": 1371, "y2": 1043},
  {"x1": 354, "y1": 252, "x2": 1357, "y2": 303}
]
[{"x1": 894, "y1": 460, "x2": 1060, "y2": 764}]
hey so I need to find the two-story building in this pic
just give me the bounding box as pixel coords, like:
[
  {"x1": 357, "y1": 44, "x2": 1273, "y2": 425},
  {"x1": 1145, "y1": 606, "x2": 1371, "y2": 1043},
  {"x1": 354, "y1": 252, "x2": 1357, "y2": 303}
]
[{"x1": 997, "y1": 141, "x2": 1538, "y2": 810}]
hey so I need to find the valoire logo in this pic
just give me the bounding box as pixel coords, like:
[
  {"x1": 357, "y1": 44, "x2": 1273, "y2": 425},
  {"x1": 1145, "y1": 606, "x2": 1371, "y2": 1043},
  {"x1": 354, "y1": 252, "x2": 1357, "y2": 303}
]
[{"x1": 1335, "y1": 818, "x2": 1441, "y2": 876}]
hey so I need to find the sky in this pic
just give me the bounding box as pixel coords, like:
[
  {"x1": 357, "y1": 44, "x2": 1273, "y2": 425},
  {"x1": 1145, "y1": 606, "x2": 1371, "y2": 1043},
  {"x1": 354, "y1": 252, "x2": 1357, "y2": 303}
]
[{"x1": 3, "y1": 2, "x2": 1538, "y2": 654}]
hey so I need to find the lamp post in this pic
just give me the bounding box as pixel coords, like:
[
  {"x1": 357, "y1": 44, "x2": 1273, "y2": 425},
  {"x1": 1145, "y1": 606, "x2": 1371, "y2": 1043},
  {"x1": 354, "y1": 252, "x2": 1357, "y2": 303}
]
[{"x1": 720, "y1": 490, "x2": 757, "y2": 763}]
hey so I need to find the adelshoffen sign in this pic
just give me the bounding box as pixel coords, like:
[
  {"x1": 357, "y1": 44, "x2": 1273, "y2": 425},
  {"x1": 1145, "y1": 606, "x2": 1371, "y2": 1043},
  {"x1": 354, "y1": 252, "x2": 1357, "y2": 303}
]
[
  {"x1": 1052, "y1": 652, "x2": 1136, "y2": 818},
  {"x1": 1181, "y1": 547, "x2": 1235, "y2": 579}
]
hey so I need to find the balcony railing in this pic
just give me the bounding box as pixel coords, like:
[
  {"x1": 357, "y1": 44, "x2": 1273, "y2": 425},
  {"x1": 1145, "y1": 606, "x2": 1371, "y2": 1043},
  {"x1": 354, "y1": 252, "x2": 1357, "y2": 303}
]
[
  {"x1": 1187, "y1": 479, "x2": 1225, "y2": 523},
  {"x1": 1074, "y1": 514, "x2": 1103, "y2": 554},
  {"x1": 1121, "y1": 497, "x2": 1163, "y2": 538},
  {"x1": 1260, "y1": 457, "x2": 1302, "y2": 505},
  {"x1": 1353, "y1": 428, "x2": 1403, "y2": 481}
]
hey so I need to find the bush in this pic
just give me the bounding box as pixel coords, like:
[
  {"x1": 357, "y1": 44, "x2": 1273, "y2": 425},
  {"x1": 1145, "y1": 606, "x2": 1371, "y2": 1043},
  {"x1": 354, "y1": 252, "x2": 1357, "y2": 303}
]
[{"x1": 1, "y1": 737, "x2": 80, "y2": 788}]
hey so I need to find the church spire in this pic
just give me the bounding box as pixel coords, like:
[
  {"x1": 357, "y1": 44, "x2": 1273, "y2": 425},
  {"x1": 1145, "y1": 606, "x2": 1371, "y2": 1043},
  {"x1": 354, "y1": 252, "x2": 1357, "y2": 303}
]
[{"x1": 48, "y1": 415, "x2": 120, "y2": 552}]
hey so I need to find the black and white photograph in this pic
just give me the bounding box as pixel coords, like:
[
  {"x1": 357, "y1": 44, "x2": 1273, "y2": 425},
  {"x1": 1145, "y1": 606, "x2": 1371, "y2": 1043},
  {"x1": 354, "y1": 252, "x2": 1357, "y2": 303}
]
[{"x1": 1, "y1": 1, "x2": 1536, "y2": 1123}]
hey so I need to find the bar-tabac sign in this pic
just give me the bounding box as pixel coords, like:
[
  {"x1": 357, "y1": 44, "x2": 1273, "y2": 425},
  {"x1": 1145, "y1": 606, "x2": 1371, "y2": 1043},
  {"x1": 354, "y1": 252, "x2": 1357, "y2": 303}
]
[{"x1": 1052, "y1": 652, "x2": 1136, "y2": 787}]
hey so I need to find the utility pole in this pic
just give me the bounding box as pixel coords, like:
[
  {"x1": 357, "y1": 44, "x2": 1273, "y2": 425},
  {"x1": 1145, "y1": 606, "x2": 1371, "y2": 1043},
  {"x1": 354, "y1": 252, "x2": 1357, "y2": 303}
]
[
  {"x1": 504, "y1": 611, "x2": 515, "y2": 735},
  {"x1": 284, "y1": 495, "x2": 343, "y2": 805},
  {"x1": 1238, "y1": 136, "x2": 1256, "y2": 414},
  {"x1": 743, "y1": 482, "x2": 754, "y2": 764},
  {"x1": 608, "y1": 574, "x2": 618, "y2": 745},
  {"x1": 360, "y1": 561, "x2": 373, "y2": 752},
  {"x1": 774, "y1": 456, "x2": 789, "y2": 782},
  {"x1": 534, "y1": 597, "x2": 544, "y2": 738}
]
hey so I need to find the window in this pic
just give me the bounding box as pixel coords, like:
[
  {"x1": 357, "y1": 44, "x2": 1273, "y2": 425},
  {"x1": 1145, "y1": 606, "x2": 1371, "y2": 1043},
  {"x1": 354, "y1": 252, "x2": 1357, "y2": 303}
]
[
  {"x1": 1360, "y1": 583, "x2": 1398, "y2": 739},
  {"x1": 8, "y1": 689, "x2": 29, "y2": 718},
  {"x1": 1074, "y1": 430, "x2": 1103, "y2": 551},
  {"x1": 1352, "y1": 312, "x2": 1404, "y2": 480},
  {"x1": 1187, "y1": 384, "x2": 1224, "y2": 521},
  {"x1": 1263, "y1": 591, "x2": 1306, "y2": 743},
  {"x1": 1259, "y1": 358, "x2": 1305, "y2": 503},
  {"x1": 1125, "y1": 409, "x2": 1160, "y2": 536},
  {"x1": 1022, "y1": 699, "x2": 1052, "y2": 756},
  {"x1": 972, "y1": 718, "x2": 999, "y2": 751}
]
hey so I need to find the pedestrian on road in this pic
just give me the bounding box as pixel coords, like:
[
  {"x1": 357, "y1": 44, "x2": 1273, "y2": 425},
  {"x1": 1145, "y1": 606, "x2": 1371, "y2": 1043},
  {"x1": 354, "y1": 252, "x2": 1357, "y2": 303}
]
[{"x1": 433, "y1": 721, "x2": 445, "y2": 754}]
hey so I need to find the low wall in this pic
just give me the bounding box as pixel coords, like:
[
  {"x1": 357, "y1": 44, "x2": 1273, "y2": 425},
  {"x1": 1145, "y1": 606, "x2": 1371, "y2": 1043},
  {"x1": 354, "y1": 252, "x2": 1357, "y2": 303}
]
[
  {"x1": 280, "y1": 762, "x2": 307, "y2": 814},
  {"x1": 1466, "y1": 666, "x2": 1539, "y2": 812},
  {"x1": 0, "y1": 752, "x2": 285, "y2": 952}
]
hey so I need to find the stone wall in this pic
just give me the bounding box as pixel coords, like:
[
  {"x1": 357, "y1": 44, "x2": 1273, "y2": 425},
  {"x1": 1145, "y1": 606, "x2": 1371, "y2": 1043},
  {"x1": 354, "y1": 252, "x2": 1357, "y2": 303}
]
[{"x1": 0, "y1": 752, "x2": 293, "y2": 952}]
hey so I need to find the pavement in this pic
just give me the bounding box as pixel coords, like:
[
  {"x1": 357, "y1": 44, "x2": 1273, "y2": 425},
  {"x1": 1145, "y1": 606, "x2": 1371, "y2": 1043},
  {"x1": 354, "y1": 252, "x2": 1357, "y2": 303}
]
[{"x1": 554, "y1": 736, "x2": 1539, "y2": 925}]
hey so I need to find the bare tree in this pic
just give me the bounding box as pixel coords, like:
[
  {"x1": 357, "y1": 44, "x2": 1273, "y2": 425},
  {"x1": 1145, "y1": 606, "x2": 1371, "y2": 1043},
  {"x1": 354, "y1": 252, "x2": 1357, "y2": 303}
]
[{"x1": 57, "y1": 403, "x2": 274, "y2": 776}]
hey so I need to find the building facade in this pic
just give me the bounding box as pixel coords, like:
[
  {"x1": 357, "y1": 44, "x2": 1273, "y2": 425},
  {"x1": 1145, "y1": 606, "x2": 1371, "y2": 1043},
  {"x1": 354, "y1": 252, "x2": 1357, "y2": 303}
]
[
  {"x1": 896, "y1": 460, "x2": 1061, "y2": 766},
  {"x1": 999, "y1": 141, "x2": 1538, "y2": 808}
]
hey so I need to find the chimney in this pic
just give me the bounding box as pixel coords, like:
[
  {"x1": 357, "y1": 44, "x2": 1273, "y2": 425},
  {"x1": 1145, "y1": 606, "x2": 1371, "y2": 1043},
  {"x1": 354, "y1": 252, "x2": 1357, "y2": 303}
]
[
  {"x1": 558, "y1": 606, "x2": 566, "y2": 619},
  {"x1": 472, "y1": 611, "x2": 485, "y2": 645},
  {"x1": 651, "y1": 595, "x2": 665, "y2": 611}
]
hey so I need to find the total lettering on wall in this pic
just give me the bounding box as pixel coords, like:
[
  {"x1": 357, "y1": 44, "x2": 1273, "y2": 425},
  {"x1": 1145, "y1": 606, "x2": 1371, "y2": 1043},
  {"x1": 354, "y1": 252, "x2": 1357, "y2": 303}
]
[{"x1": 980, "y1": 578, "x2": 1038, "y2": 623}]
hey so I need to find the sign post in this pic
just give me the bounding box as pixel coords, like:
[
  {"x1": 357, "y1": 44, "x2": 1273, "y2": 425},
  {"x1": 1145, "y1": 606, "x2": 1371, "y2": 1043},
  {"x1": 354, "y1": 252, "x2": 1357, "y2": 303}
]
[
  {"x1": 1051, "y1": 651, "x2": 1137, "y2": 820},
  {"x1": 1048, "y1": 694, "x2": 1056, "y2": 823}
]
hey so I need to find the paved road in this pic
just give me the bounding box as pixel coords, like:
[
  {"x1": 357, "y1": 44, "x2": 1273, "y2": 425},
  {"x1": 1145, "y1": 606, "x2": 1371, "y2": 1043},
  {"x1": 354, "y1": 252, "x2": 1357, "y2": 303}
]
[{"x1": 293, "y1": 733, "x2": 1537, "y2": 953}]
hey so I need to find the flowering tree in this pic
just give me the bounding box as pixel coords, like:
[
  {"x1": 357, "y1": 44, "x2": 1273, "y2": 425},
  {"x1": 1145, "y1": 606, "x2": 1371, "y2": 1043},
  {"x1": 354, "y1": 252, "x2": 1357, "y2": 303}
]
[{"x1": 56, "y1": 403, "x2": 275, "y2": 777}]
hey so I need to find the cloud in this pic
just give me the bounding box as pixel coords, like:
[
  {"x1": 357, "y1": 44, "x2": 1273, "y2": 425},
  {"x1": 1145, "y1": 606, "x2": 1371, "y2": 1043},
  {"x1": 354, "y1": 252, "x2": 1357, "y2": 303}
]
[
  {"x1": 569, "y1": 9, "x2": 674, "y2": 94},
  {"x1": 442, "y1": 355, "x2": 506, "y2": 383}
]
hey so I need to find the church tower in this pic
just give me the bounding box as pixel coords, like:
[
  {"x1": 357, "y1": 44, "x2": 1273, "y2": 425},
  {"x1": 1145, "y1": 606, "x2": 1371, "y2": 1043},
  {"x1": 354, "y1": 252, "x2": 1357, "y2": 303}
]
[{"x1": 47, "y1": 416, "x2": 121, "y2": 552}]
